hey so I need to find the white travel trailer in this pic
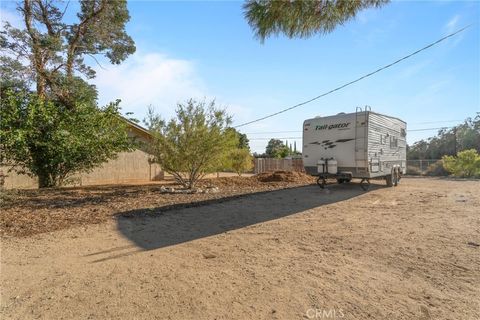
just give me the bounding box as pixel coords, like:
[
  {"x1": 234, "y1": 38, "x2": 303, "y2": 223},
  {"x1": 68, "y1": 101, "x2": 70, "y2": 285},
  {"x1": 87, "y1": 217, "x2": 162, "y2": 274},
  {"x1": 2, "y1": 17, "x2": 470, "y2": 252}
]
[{"x1": 303, "y1": 107, "x2": 407, "y2": 189}]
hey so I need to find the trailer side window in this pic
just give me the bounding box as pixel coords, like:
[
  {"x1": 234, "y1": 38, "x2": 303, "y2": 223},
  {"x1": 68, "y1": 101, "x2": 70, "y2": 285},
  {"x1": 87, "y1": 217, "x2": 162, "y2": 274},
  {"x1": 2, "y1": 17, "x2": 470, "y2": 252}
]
[
  {"x1": 380, "y1": 135, "x2": 386, "y2": 145},
  {"x1": 390, "y1": 136, "x2": 398, "y2": 148},
  {"x1": 401, "y1": 128, "x2": 406, "y2": 137}
]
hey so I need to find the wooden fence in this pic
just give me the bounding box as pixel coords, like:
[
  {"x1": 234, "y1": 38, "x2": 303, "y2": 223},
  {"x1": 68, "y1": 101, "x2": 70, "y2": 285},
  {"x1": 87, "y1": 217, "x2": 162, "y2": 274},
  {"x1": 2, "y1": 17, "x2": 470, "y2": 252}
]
[{"x1": 254, "y1": 158, "x2": 304, "y2": 174}]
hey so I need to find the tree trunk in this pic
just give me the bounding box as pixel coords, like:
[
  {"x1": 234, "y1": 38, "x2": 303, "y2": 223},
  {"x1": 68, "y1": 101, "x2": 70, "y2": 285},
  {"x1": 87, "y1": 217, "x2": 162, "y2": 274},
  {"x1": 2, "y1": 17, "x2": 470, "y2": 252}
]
[
  {"x1": 36, "y1": 73, "x2": 45, "y2": 98},
  {"x1": 38, "y1": 172, "x2": 54, "y2": 188}
]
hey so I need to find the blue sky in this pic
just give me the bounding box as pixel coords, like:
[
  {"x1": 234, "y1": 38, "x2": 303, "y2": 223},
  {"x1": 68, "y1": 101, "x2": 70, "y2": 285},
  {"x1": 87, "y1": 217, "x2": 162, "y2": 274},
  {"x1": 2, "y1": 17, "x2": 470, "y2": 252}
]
[{"x1": 1, "y1": 1, "x2": 479, "y2": 153}]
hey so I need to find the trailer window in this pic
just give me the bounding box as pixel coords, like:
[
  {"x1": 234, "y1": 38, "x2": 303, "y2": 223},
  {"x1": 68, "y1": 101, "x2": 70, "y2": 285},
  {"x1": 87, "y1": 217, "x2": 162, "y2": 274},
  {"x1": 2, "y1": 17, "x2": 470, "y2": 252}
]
[
  {"x1": 401, "y1": 128, "x2": 406, "y2": 137},
  {"x1": 380, "y1": 135, "x2": 387, "y2": 145},
  {"x1": 390, "y1": 136, "x2": 398, "y2": 148}
]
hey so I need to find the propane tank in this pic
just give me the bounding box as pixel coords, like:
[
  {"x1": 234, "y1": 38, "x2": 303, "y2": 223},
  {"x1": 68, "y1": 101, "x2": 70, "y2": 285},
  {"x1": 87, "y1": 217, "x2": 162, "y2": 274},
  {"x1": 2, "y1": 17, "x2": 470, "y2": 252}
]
[
  {"x1": 327, "y1": 158, "x2": 338, "y2": 174},
  {"x1": 317, "y1": 159, "x2": 326, "y2": 174}
]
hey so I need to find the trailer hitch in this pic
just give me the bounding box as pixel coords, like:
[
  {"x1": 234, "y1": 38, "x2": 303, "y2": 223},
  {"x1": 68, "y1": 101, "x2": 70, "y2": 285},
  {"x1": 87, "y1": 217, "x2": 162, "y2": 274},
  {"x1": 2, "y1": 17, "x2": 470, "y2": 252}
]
[
  {"x1": 360, "y1": 178, "x2": 370, "y2": 191},
  {"x1": 317, "y1": 176, "x2": 327, "y2": 189}
]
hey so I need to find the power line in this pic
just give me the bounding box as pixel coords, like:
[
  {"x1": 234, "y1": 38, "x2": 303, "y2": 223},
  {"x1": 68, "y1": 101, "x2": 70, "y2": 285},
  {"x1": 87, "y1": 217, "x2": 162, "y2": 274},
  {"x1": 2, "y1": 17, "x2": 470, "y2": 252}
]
[
  {"x1": 410, "y1": 119, "x2": 464, "y2": 125},
  {"x1": 246, "y1": 126, "x2": 456, "y2": 136},
  {"x1": 246, "y1": 130, "x2": 302, "y2": 135},
  {"x1": 408, "y1": 126, "x2": 455, "y2": 132},
  {"x1": 233, "y1": 25, "x2": 471, "y2": 129},
  {"x1": 245, "y1": 119, "x2": 463, "y2": 134},
  {"x1": 248, "y1": 126, "x2": 456, "y2": 140},
  {"x1": 250, "y1": 137, "x2": 303, "y2": 140}
]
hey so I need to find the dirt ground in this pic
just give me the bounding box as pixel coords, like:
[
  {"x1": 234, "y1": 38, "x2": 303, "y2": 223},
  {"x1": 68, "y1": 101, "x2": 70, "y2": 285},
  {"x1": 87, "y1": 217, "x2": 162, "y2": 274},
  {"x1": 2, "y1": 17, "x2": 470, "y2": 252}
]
[{"x1": 1, "y1": 177, "x2": 479, "y2": 319}]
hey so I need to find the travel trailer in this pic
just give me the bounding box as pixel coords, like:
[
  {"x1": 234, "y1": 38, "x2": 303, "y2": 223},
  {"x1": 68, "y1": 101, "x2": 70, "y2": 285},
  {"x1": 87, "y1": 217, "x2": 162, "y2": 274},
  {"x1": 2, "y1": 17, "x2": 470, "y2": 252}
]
[{"x1": 302, "y1": 107, "x2": 407, "y2": 190}]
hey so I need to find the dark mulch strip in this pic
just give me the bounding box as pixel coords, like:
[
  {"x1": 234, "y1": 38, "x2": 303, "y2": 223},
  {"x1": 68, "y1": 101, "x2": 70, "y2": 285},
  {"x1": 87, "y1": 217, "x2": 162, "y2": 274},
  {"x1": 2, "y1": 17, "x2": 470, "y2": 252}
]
[{"x1": 1, "y1": 173, "x2": 315, "y2": 238}]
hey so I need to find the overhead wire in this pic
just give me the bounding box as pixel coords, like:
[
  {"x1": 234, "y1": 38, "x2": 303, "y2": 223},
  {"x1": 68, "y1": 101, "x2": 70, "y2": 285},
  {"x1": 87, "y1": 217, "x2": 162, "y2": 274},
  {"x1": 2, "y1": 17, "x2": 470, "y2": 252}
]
[
  {"x1": 233, "y1": 25, "x2": 471, "y2": 129},
  {"x1": 247, "y1": 126, "x2": 457, "y2": 140}
]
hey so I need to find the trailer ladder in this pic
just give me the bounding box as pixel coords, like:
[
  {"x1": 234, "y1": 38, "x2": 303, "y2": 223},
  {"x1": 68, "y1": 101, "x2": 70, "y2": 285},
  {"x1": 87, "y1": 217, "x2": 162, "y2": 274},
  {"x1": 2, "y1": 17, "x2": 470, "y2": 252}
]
[{"x1": 355, "y1": 106, "x2": 370, "y2": 174}]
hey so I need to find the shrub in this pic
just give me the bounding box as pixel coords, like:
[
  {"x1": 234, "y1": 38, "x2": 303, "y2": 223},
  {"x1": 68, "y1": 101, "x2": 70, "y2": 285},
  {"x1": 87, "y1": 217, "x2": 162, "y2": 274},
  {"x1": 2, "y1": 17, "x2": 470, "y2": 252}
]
[
  {"x1": 228, "y1": 149, "x2": 253, "y2": 176},
  {"x1": 442, "y1": 149, "x2": 480, "y2": 178},
  {"x1": 0, "y1": 90, "x2": 133, "y2": 188},
  {"x1": 146, "y1": 99, "x2": 237, "y2": 189}
]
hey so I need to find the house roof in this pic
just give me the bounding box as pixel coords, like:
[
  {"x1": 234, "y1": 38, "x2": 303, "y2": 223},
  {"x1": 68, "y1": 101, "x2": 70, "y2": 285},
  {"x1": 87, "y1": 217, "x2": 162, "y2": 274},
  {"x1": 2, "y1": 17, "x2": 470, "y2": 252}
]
[{"x1": 121, "y1": 117, "x2": 153, "y2": 140}]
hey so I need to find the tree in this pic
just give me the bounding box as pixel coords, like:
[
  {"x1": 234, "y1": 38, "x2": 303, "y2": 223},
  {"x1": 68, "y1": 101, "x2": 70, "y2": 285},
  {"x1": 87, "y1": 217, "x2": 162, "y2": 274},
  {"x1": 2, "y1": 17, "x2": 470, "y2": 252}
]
[
  {"x1": 0, "y1": 1, "x2": 136, "y2": 188},
  {"x1": 442, "y1": 149, "x2": 480, "y2": 178},
  {"x1": 0, "y1": 90, "x2": 134, "y2": 188},
  {"x1": 243, "y1": 0, "x2": 389, "y2": 42},
  {"x1": 146, "y1": 99, "x2": 238, "y2": 189},
  {"x1": 226, "y1": 128, "x2": 250, "y2": 150},
  {"x1": 407, "y1": 115, "x2": 480, "y2": 160},
  {"x1": 265, "y1": 138, "x2": 292, "y2": 158},
  {"x1": 265, "y1": 139, "x2": 284, "y2": 158},
  {"x1": 229, "y1": 148, "x2": 254, "y2": 176},
  {"x1": 1, "y1": 0, "x2": 135, "y2": 106}
]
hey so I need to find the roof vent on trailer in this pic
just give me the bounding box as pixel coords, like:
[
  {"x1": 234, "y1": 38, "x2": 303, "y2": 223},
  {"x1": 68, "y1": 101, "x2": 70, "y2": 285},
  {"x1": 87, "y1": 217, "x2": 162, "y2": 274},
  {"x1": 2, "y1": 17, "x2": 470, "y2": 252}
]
[{"x1": 337, "y1": 112, "x2": 346, "y2": 115}]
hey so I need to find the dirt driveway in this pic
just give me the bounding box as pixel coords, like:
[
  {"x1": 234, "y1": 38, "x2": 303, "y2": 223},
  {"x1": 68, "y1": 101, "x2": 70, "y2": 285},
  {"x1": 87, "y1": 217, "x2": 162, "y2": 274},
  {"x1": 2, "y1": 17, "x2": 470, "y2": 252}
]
[{"x1": 1, "y1": 177, "x2": 479, "y2": 319}]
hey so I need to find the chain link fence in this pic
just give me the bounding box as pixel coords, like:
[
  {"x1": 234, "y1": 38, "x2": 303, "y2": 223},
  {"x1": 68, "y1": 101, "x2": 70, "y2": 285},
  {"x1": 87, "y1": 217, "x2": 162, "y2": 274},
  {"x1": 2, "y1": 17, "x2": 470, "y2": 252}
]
[
  {"x1": 253, "y1": 158, "x2": 443, "y2": 176},
  {"x1": 406, "y1": 159, "x2": 441, "y2": 175}
]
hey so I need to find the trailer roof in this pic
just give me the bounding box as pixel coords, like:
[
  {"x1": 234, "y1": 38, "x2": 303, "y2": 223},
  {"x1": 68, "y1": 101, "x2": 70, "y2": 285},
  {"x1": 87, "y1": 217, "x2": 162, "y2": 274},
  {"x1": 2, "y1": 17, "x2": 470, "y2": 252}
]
[{"x1": 304, "y1": 111, "x2": 406, "y2": 125}]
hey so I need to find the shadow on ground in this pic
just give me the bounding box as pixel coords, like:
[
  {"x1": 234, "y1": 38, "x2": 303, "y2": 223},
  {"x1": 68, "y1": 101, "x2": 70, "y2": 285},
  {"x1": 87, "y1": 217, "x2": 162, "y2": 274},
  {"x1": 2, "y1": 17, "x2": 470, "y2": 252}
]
[{"x1": 88, "y1": 183, "x2": 380, "y2": 263}]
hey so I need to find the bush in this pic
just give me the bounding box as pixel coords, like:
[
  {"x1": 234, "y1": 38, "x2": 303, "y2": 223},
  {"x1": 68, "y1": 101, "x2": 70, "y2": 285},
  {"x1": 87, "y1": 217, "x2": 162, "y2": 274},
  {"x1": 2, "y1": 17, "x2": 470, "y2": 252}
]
[
  {"x1": 228, "y1": 149, "x2": 253, "y2": 176},
  {"x1": 0, "y1": 90, "x2": 133, "y2": 188},
  {"x1": 146, "y1": 99, "x2": 237, "y2": 189},
  {"x1": 442, "y1": 149, "x2": 480, "y2": 178},
  {"x1": 425, "y1": 160, "x2": 449, "y2": 176}
]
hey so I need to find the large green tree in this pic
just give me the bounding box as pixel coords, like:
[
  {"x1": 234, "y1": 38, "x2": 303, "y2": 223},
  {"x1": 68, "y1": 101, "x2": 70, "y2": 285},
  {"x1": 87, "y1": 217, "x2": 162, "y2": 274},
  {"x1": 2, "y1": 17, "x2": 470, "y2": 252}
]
[
  {"x1": 244, "y1": 0, "x2": 389, "y2": 42},
  {"x1": 1, "y1": 0, "x2": 135, "y2": 106},
  {"x1": 0, "y1": 0, "x2": 137, "y2": 188},
  {"x1": 265, "y1": 138, "x2": 292, "y2": 158},
  {"x1": 0, "y1": 90, "x2": 134, "y2": 188}
]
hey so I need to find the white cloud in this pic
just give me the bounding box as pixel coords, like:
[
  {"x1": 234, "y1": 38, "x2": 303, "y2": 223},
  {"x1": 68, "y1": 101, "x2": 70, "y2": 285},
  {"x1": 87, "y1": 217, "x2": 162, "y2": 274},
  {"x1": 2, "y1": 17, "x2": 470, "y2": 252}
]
[
  {"x1": 443, "y1": 14, "x2": 464, "y2": 47},
  {"x1": 93, "y1": 52, "x2": 207, "y2": 120},
  {"x1": 445, "y1": 14, "x2": 460, "y2": 34}
]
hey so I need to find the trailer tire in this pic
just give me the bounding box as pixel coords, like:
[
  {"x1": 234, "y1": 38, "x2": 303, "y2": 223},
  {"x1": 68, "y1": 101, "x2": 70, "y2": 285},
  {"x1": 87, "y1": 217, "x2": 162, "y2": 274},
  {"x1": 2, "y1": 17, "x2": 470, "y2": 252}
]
[
  {"x1": 386, "y1": 172, "x2": 394, "y2": 187},
  {"x1": 393, "y1": 168, "x2": 399, "y2": 187}
]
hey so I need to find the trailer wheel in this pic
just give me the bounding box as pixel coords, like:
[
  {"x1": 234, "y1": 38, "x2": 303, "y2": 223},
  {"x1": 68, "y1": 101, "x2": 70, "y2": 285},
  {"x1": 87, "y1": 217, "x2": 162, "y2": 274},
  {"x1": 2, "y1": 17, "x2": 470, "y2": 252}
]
[
  {"x1": 317, "y1": 177, "x2": 326, "y2": 189},
  {"x1": 393, "y1": 168, "x2": 399, "y2": 187},
  {"x1": 337, "y1": 178, "x2": 344, "y2": 184},
  {"x1": 360, "y1": 178, "x2": 370, "y2": 191},
  {"x1": 385, "y1": 172, "x2": 393, "y2": 187}
]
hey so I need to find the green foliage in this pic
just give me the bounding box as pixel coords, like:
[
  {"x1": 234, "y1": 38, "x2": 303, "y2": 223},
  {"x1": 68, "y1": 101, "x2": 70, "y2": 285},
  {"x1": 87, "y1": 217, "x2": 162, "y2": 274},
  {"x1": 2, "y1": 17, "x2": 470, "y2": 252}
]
[
  {"x1": 0, "y1": 56, "x2": 31, "y2": 91},
  {"x1": 225, "y1": 128, "x2": 250, "y2": 150},
  {"x1": 265, "y1": 139, "x2": 294, "y2": 158},
  {"x1": 228, "y1": 149, "x2": 254, "y2": 176},
  {"x1": 1, "y1": 0, "x2": 135, "y2": 104},
  {"x1": 442, "y1": 149, "x2": 480, "y2": 178},
  {"x1": 0, "y1": 90, "x2": 134, "y2": 188},
  {"x1": 146, "y1": 99, "x2": 237, "y2": 189},
  {"x1": 408, "y1": 114, "x2": 480, "y2": 160},
  {"x1": 243, "y1": 0, "x2": 389, "y2": 42}
]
